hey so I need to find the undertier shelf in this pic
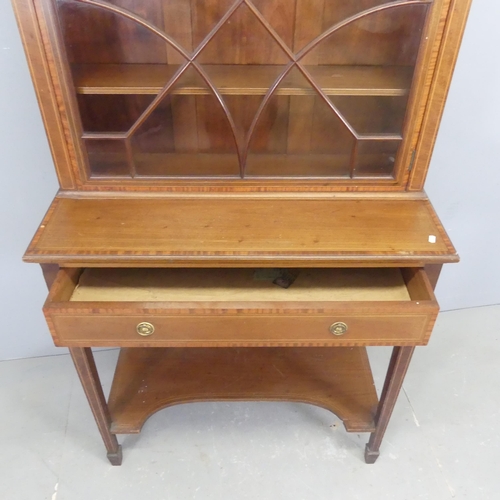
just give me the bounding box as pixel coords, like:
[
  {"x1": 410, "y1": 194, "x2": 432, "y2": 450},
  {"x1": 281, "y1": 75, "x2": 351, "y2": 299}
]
[
  {"x1": 73, "y1": 64, "x2": 413, "y2": 97},
  {"x1": 107, "y1": 347, "x2": 378, "y2": 434}
]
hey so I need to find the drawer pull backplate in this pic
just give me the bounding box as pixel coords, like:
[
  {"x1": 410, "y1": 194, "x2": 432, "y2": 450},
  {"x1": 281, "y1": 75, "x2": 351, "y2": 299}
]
[
  {"x1": 137, "y1": 322, "x2": 155, "y2": 336},
  {"x1": 330, "y1": 322, "x2": 348, "y2": 336}
]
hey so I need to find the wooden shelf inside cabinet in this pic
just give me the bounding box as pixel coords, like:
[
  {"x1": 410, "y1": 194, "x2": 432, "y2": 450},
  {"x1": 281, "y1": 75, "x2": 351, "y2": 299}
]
[
  {"x1": 13, "y1": 0, "x2": 471, "y2": 467},
  {"x1": 107, "y1": 347, "x2": 378, "y2": 434},
  {"x1": 89, "y1": 153, "x2": 386, "y2": 179},
  {"x1": 73, "y1": 64, "x2": 413, "y2": 97}
]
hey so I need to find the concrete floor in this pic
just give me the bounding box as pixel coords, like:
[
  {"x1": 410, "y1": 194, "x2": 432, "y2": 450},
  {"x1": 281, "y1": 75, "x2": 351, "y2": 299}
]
[{"x1": 1, "y1": 305, "x2": 499, "y2": 500}]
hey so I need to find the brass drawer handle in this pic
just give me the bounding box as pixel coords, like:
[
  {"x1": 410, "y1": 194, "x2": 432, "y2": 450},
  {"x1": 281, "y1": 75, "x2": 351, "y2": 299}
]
[
  {"x1": 330, "y1": 322, "x2": 348, "y2": 336},
  {"x1": 137, "y1": 322, "x2": 155, "y2": 336}
]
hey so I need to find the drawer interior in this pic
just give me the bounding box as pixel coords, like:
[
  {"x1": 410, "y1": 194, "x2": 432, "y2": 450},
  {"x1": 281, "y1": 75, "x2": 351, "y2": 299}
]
[
  {"x1": 45, "y1": 267, "x2": 438, "y2": 347},
  {"x1": 69, "y1": 268, "x2": 412, "y2": 303}
]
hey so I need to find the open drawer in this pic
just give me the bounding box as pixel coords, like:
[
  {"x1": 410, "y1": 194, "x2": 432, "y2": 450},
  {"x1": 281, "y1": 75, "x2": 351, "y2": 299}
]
[{"x1": 44, "y1": 267, "x2": 439, "y2": 347}]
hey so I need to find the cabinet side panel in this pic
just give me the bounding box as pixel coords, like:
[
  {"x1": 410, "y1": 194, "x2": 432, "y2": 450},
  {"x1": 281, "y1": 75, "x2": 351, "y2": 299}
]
[
  {"x1": 33, "y1": 0, "x2": 93, "y2": 184},
  {"x1": 408, "y1": 0, "x2": 473, "y2": 190},
  {"x1": 11, "y1": 0, "x2": 76, "y2": 189},
  {"x1": 13, "y1": 0, "x2": 472, "y2": 193},
  {"x1": 394, "y1": 0, "x2": 451, "y2": 188}
]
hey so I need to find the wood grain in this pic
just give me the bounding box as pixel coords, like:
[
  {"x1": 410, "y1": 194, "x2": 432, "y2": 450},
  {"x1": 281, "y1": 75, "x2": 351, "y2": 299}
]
[
  {"x1": 397, "y1": 0, "x2": 452, "y2": 188},
  {"x1": 25, "y1": 196, "x2": 458, "y2": 266},
  {"x1": 293, "y1": 0, "x2": 324, "y2": 64},
  {"x1": 107, "y1": 347, "x2": 378, "y2": 434},
  {"x1": 309, "y1": 4, "x2": 428, "y2": 66},
  {"x1": 32, "y1": 0, "x2": 92, "y2": 185},
  {"x1": 47, "y1": 312, "x2": 436, "y2": 348},
  {"x1": 365, "y1": 346, "x2": 414, "y2": 463},
  {"x1": 43, "y1": 266, "x2": 438, "y2": 347},
  {"x1": 12, "y1": 0, "x2": 470, "y2": 190},
  {"x1": 40, "y1": 263, "x2": 60, "y2": 289},
  {"x1": 13, "y1": 0, "x2": 468, "y2": 466},
  {"x1": 408, "y1": 0, "x2": 473, "y2": 190},
  {"x1": 11, "y1": 0, "x2": 76, "y2": 189},
  {"x1": 77, "y1": 94, "x2": 156, "y2": 133},
  {"x1": 196, "y1": 1, "x2": 290, "y2": 65},
  {"x1": 72, "y1": 64, "x2": 413, "y2": 96},
  {"x1": 57, "y1": 0, "x2": 169, "y2": 64},
  {"x1": 69, "y1": 347, "x2": 122, "y2": 465},
  {"x1": 424, "y1": 263, "x2": 443, "y2": 290},
  {"x1": 163, "y1": 0, "x2": 192, "y2": 63}
]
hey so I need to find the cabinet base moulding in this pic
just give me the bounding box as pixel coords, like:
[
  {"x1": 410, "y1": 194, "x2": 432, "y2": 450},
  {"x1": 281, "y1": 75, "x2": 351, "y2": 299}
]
[{"x1": 13, "y1": 0, "x2": 471, "y2": 466}]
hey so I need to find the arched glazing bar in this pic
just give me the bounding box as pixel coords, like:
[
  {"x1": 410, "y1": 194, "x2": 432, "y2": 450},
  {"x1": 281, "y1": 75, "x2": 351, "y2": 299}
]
[
  {"x1": 64, "y1": 0, "x2": 432, "y2": 179},
  {"x1": 73, "y1": 0, "x2": 246, "y2": 177},
  {"x1": 242, "y1": 0, "x2": 432, "y2": 177}
]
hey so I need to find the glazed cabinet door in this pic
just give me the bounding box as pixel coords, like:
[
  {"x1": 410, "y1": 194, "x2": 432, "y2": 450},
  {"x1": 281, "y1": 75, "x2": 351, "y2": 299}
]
[{"x1": 19, "y1": 0, "x2": 454, "y2": 189}]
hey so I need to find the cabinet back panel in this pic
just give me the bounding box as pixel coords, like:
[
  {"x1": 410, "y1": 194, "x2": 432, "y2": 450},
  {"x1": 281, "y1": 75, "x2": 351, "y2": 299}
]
[
  {"x1": 306, "y1": 4, "x2": 427, "y2": 66},
  {"x1": 58, "y1": 0, "x2": 169, "y2": 64},
  {"x1": 58, "y1": 1, "x2": 427, "y2": 66},
  {"x1": 77, "y1": 94, "x2": 156, "y2": 133}
]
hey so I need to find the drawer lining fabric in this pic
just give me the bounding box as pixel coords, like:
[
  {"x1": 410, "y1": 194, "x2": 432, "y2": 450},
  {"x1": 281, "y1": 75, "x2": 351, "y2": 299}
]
[{"x1": 70, "y1": 268, "x2": 411, "y2": 302}]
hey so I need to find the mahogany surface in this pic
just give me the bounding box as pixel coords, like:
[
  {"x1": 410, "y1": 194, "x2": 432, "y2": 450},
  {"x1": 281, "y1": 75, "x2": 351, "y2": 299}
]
[
  {"x1": 25, "y1": 196, "x2": 457, "y2": 266},
  {"x1": 69, "y1": 347, "x2": 123, "y2": 466},
  {"x1": 73, "y1": 64, "x2": 414, "y2": 97},
  {"x1": 107, "y1": 347, "x2": 378, "y2": 434},
  {"x1": 13, "y1": 0, "x2": 471, "y2": 465},
  {"x1": 365, "y1": 346, "x2": 415, "y2": 463},
  {"x1": 43, "y1": 267, "x2": 438, "y2": 348},
  {"x1": 12, "y1": 0, "x2": 472, "y2": 190}
]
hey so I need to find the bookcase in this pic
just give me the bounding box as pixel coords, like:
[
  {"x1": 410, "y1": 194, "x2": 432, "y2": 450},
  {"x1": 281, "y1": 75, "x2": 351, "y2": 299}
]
[{"x1": 13, "y1": 0, "x2": 471, "y2": 464}]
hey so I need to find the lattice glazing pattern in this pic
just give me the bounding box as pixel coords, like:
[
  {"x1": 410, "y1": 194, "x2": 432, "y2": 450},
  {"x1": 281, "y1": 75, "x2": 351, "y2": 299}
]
[{"x1": 56, "y1": 0, "x2": 432, "y2": 180}]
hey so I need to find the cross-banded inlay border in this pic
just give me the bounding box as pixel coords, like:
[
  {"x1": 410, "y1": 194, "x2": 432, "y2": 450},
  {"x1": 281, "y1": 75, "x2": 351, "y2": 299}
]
[{"x1": 65, "y1": 0, "x2": 432, "y2": 178}]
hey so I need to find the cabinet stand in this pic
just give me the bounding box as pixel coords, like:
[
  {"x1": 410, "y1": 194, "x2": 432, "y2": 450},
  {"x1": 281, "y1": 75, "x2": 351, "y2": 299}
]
[
  {"x1": 16, "y1": 0, "x2": 470, "y2": 466},
  {"x1": 68, "y1": 344, "x2": 414, "y2": 465},
  {"x1": 365, "y1": 346, "x2": 415, "y2": 464},
  {"x1": 69, "y1": 347, "x2": 123, "y2": 466}
]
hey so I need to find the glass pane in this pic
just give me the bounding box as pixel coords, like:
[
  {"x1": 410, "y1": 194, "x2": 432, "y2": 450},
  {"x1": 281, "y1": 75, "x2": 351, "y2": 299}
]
[
  {"x1": 85, "y1": 139, "x2": 129, "y2": 177},
  {"x1": 296, "y1": 4, "x2": 428, "y2": 179},
  {"x1": 250, "y1": 0, "x2": 296, "y2": 49},
  {"x1": 330, "y1": 95, "x2": 409, "y2": 136},
  {"x1": 54, "y1": 1, "x2": 431, "y2": 183},
  {"x1": 355, "y1": 140, "x2": 401, "y2": 177},
  {"x1": 246, "y1": 67, "x2": 353, "y2": 177},
  {"x1": 189, "y1": 0, "x2": 240, "y2": 51},
  {"x1": 196, "y1": 2, "x2": 290, "y2": 65},
  {"x1": 303, "y1": 5, "x2": 428, "y2": 66},
  {"x1": 131, "y1": 70, "x2": 239, "y2": 177},
  {"x1": 57, "y1": 0, "x2": 170, "y2": 64},
  {"x1": 77, "y1": 94, "x2": 156, "y2": 133},
  {"x1": 56, "y1": 0, "x2": 188, "y2": 178},
  {"x1": 104, "y1": 0, "x2": 191, "y2": 61}
]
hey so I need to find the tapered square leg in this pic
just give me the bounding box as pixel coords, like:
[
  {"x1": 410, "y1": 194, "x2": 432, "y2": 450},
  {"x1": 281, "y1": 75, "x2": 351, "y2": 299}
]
[
  {"x1": 69, "y1": 347, "x2": 122, "y2": 465},
  {"x1": 107, "y1": 445, "x2": 123, "y2": 466},
  {"x1": 365, "y1": 346, "x2": 415, "y2": 464},
  {"x1": 364, "y1": 445, "x2": 380, "y2": 464}
]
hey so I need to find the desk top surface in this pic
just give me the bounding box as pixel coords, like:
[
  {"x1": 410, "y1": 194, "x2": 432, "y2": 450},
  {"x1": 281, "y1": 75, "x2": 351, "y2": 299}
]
[{"x1": 24, "y1": 195, "x2": 458, "y2": 267}]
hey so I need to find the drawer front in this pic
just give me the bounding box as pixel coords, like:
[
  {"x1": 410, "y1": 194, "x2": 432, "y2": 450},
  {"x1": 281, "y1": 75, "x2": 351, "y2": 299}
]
[
  {"x1": 44, "y1": 267, "x2": 439, "y2": 347},
  {"x1": 47, "y1": 312, "x2": 434, "y2": 347}
]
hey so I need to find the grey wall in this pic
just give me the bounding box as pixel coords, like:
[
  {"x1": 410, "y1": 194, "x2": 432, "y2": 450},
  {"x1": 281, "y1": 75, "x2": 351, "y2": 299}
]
[
  {"x1": 1, "y1": 1, "x2": 498, "y2": 361},
  {"x1": 426, "y1": 1, "x2": 500, "y2": 312},
  {"x1": 1, "y1": 1, "x2": 60, "y2": 361}
]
